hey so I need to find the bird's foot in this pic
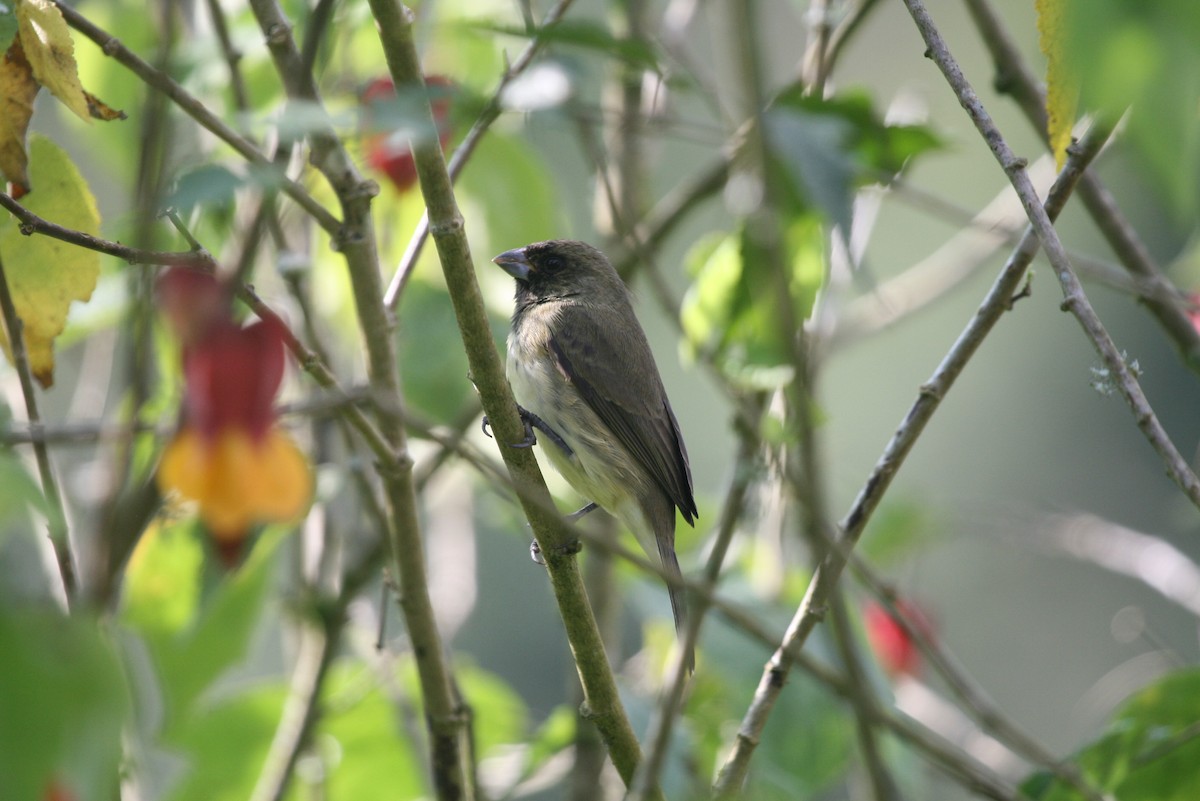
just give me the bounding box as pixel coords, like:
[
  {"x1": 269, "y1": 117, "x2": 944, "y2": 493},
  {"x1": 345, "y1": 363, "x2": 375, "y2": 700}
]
[{"x1": 481, "y1": 407, "x2": 572, "y2": 455}]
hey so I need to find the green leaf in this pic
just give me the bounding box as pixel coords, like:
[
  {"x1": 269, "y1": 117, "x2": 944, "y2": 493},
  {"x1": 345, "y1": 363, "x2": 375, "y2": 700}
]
[
  {"x1": 1024, "y1": 668, "x2": 1200, "y2": 800},
  {"x1": 0, "y1": 3, "x2": 17, "y2": 53},
  {"x1": 122, "y1": 518, "x2": 205, "y2": 637},
  {"x1": 680, "y1": 217, "x2": 825, "y2": 389},
  {"x1": 166, "y1": 682, "x2": 287, "y2": 801},
  {"x1": 1063, "y1": 0, "x2": 1200, "y2": 218},
  {"x1": 301, "y1": 662, "x2": 425, "y2": 800},
  {"x1": 463, "y1": 19, "x2": 661, "y2": 73},
  {"x1": 0, "y1": 446, "x2": 46, "y2": 531},
  {"x1": 167, "y1": 164, "x2": 245, "y2": 214},
  {"x1": 458, "y1": 130, "x2": 566, "y2": 254},
  {"x1": 689, "y1": 594, "x2": 854, "y2": 797},
  {"x1": 765, "y1": 91, "x2": 940, "y2": 231},
  {"x1": 0, "y1": 611, "x2": 130, "y2": 801},
  {"x1": 395, "y1": 279, "x2": 477, "y2": 425},
  {"x1": 135, "y1": 526, "x2": 286, "y2": 724}
]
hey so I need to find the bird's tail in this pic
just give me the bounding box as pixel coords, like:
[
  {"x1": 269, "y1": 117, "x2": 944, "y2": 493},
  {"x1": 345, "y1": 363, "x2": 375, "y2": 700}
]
[{"x1": 658, "y1": 533, "x2": 695, "y2": 674}]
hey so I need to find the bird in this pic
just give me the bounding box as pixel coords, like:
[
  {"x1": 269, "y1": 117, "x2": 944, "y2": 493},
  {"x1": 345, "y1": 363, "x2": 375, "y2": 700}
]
[{"x1": 493, "y1": 239, "x2": 698, "y2": 668}]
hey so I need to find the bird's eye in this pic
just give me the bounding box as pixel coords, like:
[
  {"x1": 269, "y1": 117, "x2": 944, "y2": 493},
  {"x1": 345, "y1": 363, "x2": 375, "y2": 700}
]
[{"x1": 543, "y1": 256, "x2": 563, "y2": 271}]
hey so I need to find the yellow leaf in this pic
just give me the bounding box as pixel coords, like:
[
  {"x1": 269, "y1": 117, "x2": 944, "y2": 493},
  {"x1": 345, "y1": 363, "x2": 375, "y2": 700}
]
[
  {"x1": 1036, "y1": 0, "x2": 1079, "y2": 170},
  {"x1": 15, "y1": 0, "x2": 89, "y2": 121},
  {"x1": 0, "y1": 38, "x2": 38, "y2": 191},
  {"x1": 0, "y1": 135, "x2": 100, "y2": 387}
]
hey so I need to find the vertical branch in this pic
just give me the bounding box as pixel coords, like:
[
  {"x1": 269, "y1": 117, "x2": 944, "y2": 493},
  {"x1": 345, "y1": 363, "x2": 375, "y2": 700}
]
[
  {"x1": 0, "y1": 253, "x2": 75, "y2": 607},
  {"x1": 245, "y1": 2, "x2": 471, "y2": 799},
  {"x1": 367, "y1": 3, "x2": 660, "y2": 797}
]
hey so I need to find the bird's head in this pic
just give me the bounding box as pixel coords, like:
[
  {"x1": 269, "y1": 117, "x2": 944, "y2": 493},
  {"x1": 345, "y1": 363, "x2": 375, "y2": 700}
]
[{"x1": 493, "y1": 240, "x2": 625, "y2": 301}]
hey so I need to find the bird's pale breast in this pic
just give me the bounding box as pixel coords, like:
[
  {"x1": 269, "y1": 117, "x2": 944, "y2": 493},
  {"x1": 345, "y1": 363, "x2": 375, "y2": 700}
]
[{"x1": 506, "y1": 308, "x2": 653, "y2": 525}]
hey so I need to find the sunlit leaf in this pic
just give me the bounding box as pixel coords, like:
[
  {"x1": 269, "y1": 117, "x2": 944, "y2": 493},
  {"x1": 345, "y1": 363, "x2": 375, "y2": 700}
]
[
  {"x1": 1037, "y1": 0, "x2": 1078, "y2": 169},
  {"x1": 310, "y1": 663, "x2": 426, "y2": 800},
  {"x1": 122, "y1": 518, "x2": 205, "y2": 637},
  {"x1": 14, "y1": 0, "x2": 88, "y2": 119},
  {"x1": 0, "y1": 611, "x2": 130, "y2": 801},
  {"x1": 0, "y1": 38, "x2": 38, "y2": 190},
  {"x1": 680, "y1": 217, "x2": 825, "y2": 389},
  {"x1": 0, "y1": 135, "x2": 100, "y2": 387},
  {"x1": 137, "y1": 526, "x2": 286, "y2": 723}
]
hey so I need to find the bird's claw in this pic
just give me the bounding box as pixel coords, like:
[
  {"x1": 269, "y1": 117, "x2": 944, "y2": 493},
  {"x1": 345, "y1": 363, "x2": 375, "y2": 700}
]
[
  {"x1": 519, "y1": 407, "x2": 572, "y2": 456},
  {"x1": 483, "y1": 407, "x2": 567, "y2": 451}
]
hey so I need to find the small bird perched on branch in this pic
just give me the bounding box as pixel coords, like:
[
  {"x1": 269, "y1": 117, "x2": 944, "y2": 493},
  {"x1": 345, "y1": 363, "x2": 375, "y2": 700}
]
[{"x1": 493, "y1": 240, "x2": 698, "y2": 670}]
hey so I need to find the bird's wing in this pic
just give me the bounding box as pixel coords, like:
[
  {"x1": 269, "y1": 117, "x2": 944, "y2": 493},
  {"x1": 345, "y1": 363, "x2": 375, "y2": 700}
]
[{"x1": 548, "y1": 303, "x2": 697, "y2": 523}]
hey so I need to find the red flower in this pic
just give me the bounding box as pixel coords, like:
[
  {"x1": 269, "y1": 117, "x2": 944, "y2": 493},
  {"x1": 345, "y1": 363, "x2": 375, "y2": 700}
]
[
  {"x1": 864, "y1": 599, "x2": 936, "y2": 678},
  {"x1": 361, "y1": 75, "x2": 455, "y2": 192},
  {"x1": 155, "y1": 269, "x2": 311, "y2": 558}
]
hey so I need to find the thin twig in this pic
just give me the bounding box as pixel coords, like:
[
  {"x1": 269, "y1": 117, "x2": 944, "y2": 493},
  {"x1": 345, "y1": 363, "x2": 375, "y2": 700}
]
[
  {"x1": 711, "y1": 108, "x2": 1114, "y2": 799},
  {"x1": 203, "y1": 0, "x2": 251, "y2": 112},
  {"x1": 827, "y1": 592, "x2": 902, "y2": 801},
  {"x1": 901, "y1": 0, "x2": 1200, "y2": 511},
  {"x1": 381, "y1": 0, "x2": 578, "y2": 310},
  {"x1": 247, "y1": 3, "x2": 470, "y2": 799},
  {"x1": 961, "y1": 0, "x2": 1200, "y2": 372},
  {"x1": 55, "y1": 1, "x2": 341, "y2": 234},
  {"x1": 627, "y1": 413, "x2": 765, "y2": 801},
  {"x1": 845, "y1": 551, "x2": 1114, "y2": 801},
  {"x1": 369, "y1": 2, "x2": 659, "y2": 797},
  {"x1": 0, "y1": 253, "x2": 75, "y2": 607}
]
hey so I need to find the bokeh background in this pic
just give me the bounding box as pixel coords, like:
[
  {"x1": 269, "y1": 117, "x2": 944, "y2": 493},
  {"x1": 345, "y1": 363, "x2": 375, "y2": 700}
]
[{"x1": 2, "y1": 0, "x2": 1199, "y2": 798}]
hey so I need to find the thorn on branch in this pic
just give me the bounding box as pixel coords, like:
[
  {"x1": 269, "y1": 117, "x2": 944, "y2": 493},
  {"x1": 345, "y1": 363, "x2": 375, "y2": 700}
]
[{"x1": 1008, "y1": 272, "x2": 1033, "y2": 308}]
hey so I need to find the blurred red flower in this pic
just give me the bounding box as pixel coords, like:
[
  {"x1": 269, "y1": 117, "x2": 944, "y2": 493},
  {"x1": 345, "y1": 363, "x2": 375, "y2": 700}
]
[
  {"x1": 361, "y1": 75, "x2": 455, "y2": 192},
  {"x1": 864, "y1": 599, "x2": 936, "y2": 678},
  {"x1": 155, "y1": 268, "x2": 311, "y2": 558}
]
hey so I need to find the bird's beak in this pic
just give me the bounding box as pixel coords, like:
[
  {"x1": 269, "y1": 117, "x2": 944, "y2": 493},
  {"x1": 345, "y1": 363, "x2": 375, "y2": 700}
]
[{"x1": 493, "y1": 248, "x2": 532, "y2": 281}]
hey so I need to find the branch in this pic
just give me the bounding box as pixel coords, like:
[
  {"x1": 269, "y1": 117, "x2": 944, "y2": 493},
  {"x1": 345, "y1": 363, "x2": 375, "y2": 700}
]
[
  {"x1": 0, "y1": 252, "x2": 75, "y2": 608},
  {"x1": 901, "y1": 0, "x2": 1200, "y2": 511},
  {"x1": 55, "y1": 1, "x2": 341, "y2": 235},
  {"x1": 712, "y1": 109, "x2": 1114, "y2": 798},
  {"x1": 381, "y1": 0, "x2": 578, "y2": 310},
  {"x1": 961, "y1": 0, "x2": 1200, "y2": 372},
  {"x1": 367, "y1": 3, "x2": 658, "y2": 796},
  {"x1": 846, "y1": 551, "x2": 1114, "y2": 801},
  {"x1": 244, "y1": 2, "x2": 470, "y2": 800}
]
